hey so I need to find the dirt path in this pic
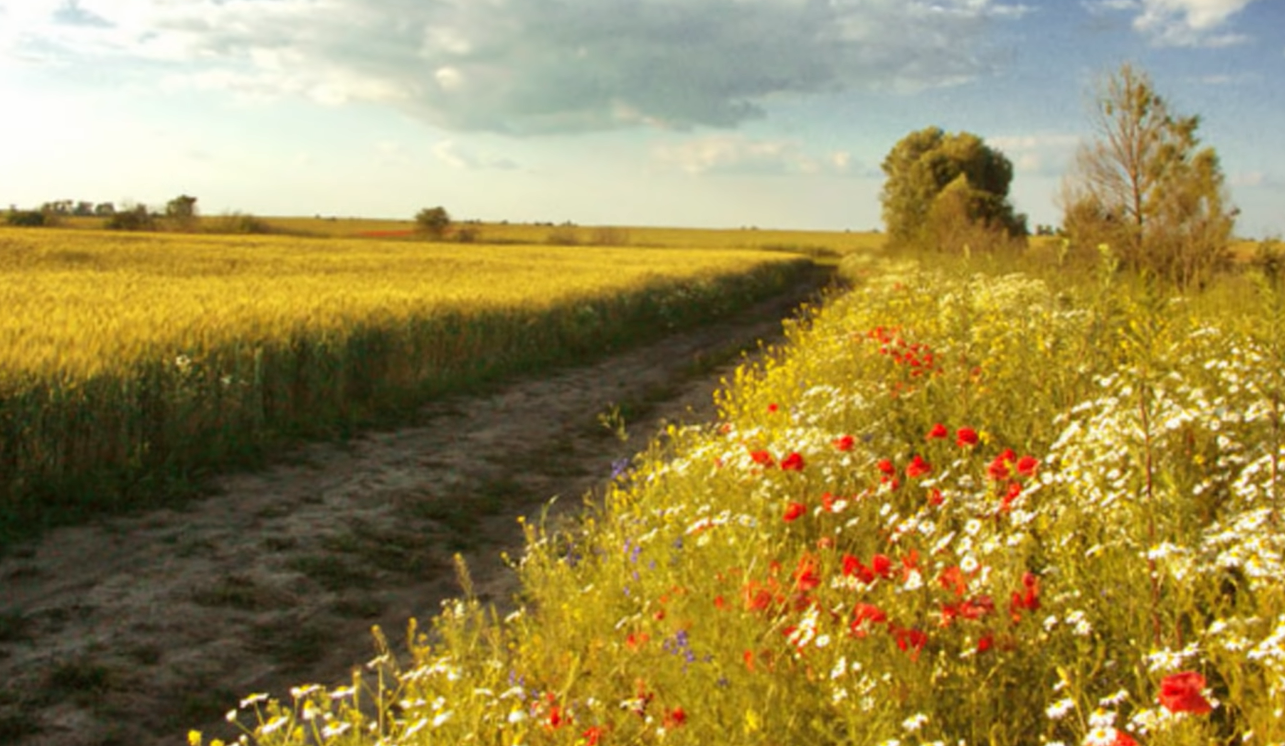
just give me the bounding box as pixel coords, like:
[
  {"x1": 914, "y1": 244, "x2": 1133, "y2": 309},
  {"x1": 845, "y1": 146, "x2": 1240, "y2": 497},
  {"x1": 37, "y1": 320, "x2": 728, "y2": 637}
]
[{"x1": 0, "y1": 273, "x2": 827, "y2": 746}]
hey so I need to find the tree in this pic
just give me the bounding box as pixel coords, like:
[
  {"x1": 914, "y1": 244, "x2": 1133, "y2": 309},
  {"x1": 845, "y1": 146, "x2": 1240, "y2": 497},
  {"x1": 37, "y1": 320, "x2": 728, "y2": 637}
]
[
  {"x1": 414, "y1": 206, "x2": 451, "y2": 240},
  {"x1": 1061, "y1": 63, "x2": 1234, "y2": 288},
  {"x1": 880, "y1": 126, "x2": 1027, "y2": 252},
  {"x1": 106, "y1": 204, "x2": 157, "y2": 231},
  {"x1": 165, "y1": 194, "x2": 199, "y2": 231}
]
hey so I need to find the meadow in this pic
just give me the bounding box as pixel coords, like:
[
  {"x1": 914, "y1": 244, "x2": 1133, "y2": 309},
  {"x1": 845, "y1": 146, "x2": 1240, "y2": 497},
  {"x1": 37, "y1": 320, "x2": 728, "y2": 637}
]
[
  {"x1": 0, "y1": 227, "x2": 811, "y2": 547},
  {"x1": 201, "y1": 246, "x2": 1284, "y2": 746}
]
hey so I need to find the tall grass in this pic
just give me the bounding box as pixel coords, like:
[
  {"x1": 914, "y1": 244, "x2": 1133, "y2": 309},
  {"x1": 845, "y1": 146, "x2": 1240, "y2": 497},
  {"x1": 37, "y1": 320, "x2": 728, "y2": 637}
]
[
  {"x1": 0, "y1": 228, "x2": 809, "y2": 547},
  {"x1": 205, "y1": 251, "x2": 1284, "y2": 746}
]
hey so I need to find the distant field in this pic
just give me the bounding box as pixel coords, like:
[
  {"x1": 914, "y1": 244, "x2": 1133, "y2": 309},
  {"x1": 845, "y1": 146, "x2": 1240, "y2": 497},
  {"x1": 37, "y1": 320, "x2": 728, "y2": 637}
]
[
  {"x1": 0, "y1": 227, "x2": 812, "y2": 544},
  {"x1": 57, "y1": 214, "x2": 886, "y2": 257}
]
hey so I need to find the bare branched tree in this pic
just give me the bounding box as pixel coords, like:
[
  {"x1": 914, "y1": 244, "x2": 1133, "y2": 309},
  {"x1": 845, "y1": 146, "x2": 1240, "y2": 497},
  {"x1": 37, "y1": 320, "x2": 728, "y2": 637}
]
[{"x1": 1062, "y1": 63, "x2": 1235, "y2": 288}]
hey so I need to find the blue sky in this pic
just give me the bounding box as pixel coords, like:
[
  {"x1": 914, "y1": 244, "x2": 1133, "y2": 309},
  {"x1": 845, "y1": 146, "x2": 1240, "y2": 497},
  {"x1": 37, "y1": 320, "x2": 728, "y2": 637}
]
[{"x1": 1, "y1": 0, "x2": 1281, "y2": 236}]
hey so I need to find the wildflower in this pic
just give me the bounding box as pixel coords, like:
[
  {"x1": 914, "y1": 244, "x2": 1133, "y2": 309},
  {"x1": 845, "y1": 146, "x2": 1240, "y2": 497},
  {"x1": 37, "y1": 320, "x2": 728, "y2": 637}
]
[
  {"x1": 842, "y1": 554, "x2": 876, "y2": 584},
  {"x1": 750, "y1": 449, "x2": 775, "y2": 467},
  {"x1": 781, "y1": 452, "x2": 806, "y2": 472},
  {"x1": 663, "y1": 707, "x2": 687, "y2": 729},
  {"x1": 977, "y1": 634, "x2": 994, "y2": 653},
  {"x1": 987, "y1": 455, "x2": 1012, "y2": 481},
  {"x1": 1001, "y1": 481, "x2": 1022, "y2": 511},
  {"x1": 833, "y1": 434, "x2": 856, "y2": 451},
  {"x1": 1083, "y1": 727, "x2": 1136, "y2": 746},
  {"x1": 906, "y1": 454, "x2": 932, "y2": 479},
  {"x1": 1010, "y1": 572, "x2": 1040, "y2": 621},
  {"x1": 940, "y1": 566, "x2": 968, "y2": 596},
  {"x1": 851, "y1": 603, "x2": 888, "y2": 635},
  {"x1": 1016, "y1": 455, "x2": 1040, "y2": 477},
  {"x1": 794, "y1": 554, "x2": 821, "y2": 592},
  {"x1": 783, "y1": 502, "x2": 806, "y2": 522},
  {"x1": 1046, "y1": 698, "x2": 1075, "y2": 720},
  {"x1": 956, "y1": 428, "x2": 979, "y2": 447},
  {"x1": 1158, "y1": 671, "x2": 1213, "y2": 714},
  {"x1": 581, "y1": 726, "x2": 604, "y2": 746},
  {"x1": 927, "y1": 423, "x2": 949, "y2": 440},
  {"x1": 894, "y1": 626, "x2": 928, "y2": 659},
  {"x1": 877, "y1": 459, "x2": 896, "y2": 476},
  {"x1": 767, "y1": 403, "x2": 779, "y2": 413},
  {"x1": 871, "y1": 553, "x2": 895, "y2": 579}
]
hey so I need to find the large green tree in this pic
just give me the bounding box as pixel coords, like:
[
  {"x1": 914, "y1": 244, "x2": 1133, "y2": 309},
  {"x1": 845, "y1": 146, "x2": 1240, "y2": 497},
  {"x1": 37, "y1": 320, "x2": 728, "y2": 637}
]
[
  {"x1": 880, "y1": 127, "x2": 1027, "y2": 252},
  {"x1": 1061, "y1": 63, "x2": 1234, "y2": 288}
]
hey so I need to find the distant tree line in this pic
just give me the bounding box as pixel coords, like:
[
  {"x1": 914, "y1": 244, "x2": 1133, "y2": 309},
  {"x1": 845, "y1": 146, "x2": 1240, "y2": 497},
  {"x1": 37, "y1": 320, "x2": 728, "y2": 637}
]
[{"x1": 880, "y1": 62, "x2": 1239, "y2": 289}]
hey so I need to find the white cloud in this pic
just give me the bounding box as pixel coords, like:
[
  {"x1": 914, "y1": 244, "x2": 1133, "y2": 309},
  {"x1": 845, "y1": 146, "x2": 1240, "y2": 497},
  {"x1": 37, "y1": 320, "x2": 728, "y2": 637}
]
[
  {"x1": 1087, "y1": 0, "x2": 1258, "y2": 46},
  {"x1": 651, "y1": 135, "x2": 857, "y2": 177},
  {"x1": 2, "y1": 0, "x2": 1030, "y2": 134},
  {"x1": 988, "y1": 133, "x2": 1080, "y2": 176},
  {"x1": 432, "y1": 140, "x2": 518, "y2": 171}
]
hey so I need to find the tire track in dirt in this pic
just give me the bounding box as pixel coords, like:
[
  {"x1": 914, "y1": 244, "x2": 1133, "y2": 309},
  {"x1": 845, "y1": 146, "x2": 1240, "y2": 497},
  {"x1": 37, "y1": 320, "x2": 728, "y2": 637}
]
[{"x1": 0, "y1": 269, "x2": 830, "y2": 746}]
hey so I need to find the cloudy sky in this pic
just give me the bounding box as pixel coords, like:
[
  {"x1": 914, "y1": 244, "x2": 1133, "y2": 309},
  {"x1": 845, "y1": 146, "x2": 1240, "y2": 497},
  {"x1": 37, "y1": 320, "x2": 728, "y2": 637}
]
[{"x1": 1, "y1": 0, "x2": 1281, "y2": 235}]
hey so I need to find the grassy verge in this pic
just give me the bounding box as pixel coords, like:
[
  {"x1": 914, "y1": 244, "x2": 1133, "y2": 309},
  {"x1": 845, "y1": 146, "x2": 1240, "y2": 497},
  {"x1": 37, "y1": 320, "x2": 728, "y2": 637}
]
[{"x1": 205, "y1": 251, "x2": 1284, "y2": 746}]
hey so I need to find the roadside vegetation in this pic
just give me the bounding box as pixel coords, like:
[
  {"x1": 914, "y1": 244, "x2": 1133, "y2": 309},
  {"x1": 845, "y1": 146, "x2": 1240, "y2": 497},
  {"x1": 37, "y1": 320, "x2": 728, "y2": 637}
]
[{"x1": 197, "y1": 246, "x2": 1285, "y2": 746}]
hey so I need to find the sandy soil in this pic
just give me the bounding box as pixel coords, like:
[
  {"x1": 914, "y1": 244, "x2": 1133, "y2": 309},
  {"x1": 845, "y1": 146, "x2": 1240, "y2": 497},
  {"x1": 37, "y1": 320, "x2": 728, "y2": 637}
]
[{"x1": 0, "y1": 275, "x2": 825, "y2": 746}]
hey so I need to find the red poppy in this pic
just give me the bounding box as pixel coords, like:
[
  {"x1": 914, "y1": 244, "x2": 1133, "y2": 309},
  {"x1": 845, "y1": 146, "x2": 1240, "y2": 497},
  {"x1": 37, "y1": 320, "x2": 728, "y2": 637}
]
[
  {"x1": 781, "y1": 452, "x2": 806, "y2": 472},
  {"x1": 1001, "y1": 481, "x2": 1022, "y2": 511},
  {"x1": 749, "y1": 449, "x2": 775, "y2": 467},
  {"x1": 663, "y1": 707, "x2": 687, "y2": 729},
  {"x1": 767, "y1": 403, "x2": 779, "y2": 413},
  {"x1": 877, "y1": 458, "x2": 896, "y2": 476},
  {"x1": 939, "y1": 565, "x2": 968, "y2": 597},
  {"x1": 833, "y1": 434, "x2": 855, "y2": 452},
  {"x1": 1009, "y1": 572, "x2": 1040, "y2": 621},
  {"x1": 850, "y1": 603, "x2": 887, "y2": 635},
  {"x1": 926, "y1": 423, "x2": 949, "y2": 440},
  {"x1": 928, "y1": 488, "x2": 944, "y2": 507},
  {"x1": 1113, "y1": 731, "x2": 1138, "y2": 746},
  {"x1": 1016, "y1": 455, "x2": 1040, "y2": 477},
  {"x1": 956, "y1": 428, "x2": 979, "y2": 447},
  {"x1": 894, "y1": 626, "x2": 928, "y2": 659},
  {"x1": 793, "y1": 554, "x2": 821, "y2": 592},
  {"x1": 547, "y1": 705, "x2": 567, "y2": 729},
  {"x1": 987, "y1": 456, "x2": 1011, "y2": 481},
  {"x1": 1159, "y1": 671, "x2": 1213, "y2": 714},
  {"x1": 783, "y1": 502, "x2": 806, "y2": 522},
  {"x1": 906, "y1": 454, "x2": 932, "y2": 479},
  {"x1": 871, "y1": 553, "x2": 894, "y2": 579},
  {"x1": 959, "y1": 596, "x2": 994, "y2": 619},
  {"x1": 977, "y1": 634, "x2": 994, "y2": 653},
  {"x1": 581, "y1": 726, "x2": 604, "y2": 746}
]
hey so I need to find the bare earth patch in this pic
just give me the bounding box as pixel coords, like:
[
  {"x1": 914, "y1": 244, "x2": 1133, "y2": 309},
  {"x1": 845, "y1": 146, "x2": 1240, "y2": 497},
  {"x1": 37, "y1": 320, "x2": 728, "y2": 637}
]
[{"x1": 0, "y1": 276, "x2": 826, "y2": 746}]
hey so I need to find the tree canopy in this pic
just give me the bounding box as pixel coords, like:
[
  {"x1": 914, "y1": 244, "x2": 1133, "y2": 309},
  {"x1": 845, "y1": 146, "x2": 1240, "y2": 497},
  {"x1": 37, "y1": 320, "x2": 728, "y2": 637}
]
[
  {"x1": 880, "y1": 127, "x2": 1027, "y2": 252},
  {"x1": 415, "y1": 207, "x2": 452, "y2": 240},
  {"x1": 1061, "y1": 63, "x2": 1235, "y2": 288}
]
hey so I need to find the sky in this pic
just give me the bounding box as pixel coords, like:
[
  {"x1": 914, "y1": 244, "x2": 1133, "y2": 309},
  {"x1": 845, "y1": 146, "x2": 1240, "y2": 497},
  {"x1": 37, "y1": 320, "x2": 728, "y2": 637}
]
[{"x1": 0, "y1": 0, "x2": 1281, "y2": 236}]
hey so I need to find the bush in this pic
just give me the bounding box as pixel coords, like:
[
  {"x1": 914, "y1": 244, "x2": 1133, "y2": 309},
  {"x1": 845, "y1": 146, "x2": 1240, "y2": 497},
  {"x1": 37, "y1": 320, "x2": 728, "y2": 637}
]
[
  {"x1": 5, "y1": 210, "x2": 47, "y2": 227},
  {"x1": 105, "y1": 206, "x2": 158, "y2": 231}
]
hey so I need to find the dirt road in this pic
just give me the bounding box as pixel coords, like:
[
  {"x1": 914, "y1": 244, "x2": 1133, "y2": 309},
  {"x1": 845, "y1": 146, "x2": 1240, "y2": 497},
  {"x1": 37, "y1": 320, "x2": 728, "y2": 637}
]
[{"x1": 0, "y1": 273, "x2": 827, "y2": 746}]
